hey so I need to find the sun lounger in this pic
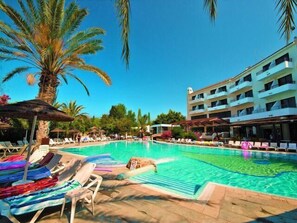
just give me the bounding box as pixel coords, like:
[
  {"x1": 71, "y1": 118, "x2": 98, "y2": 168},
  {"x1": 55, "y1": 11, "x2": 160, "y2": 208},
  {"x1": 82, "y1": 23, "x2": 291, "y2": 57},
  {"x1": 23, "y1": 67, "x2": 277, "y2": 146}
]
[
  {"x1": 4, "y1": 142, "x2": 21, "y2": 153},
  {"x1": 287, "y1": 143, "x2": 297, "y2": 152},
  {"x1": 258, "y1": 142, "x2": 272, "y2": 151},
  {"x1": 0, "y1": 162, "x2": 102, "y2": 223},
  {"x1": 276, "y1": 143, "x2": 288, "y2": 151},
  {"x1": 0, "y1": 154, "x2": 62, "y2": 185},
  {"x1": 0, "y1": 159, "x2": 81, "y2": 199}
]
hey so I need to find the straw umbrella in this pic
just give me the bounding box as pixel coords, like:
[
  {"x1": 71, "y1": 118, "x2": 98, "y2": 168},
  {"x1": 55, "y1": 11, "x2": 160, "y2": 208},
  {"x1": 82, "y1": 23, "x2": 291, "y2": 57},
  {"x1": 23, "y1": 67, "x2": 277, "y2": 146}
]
[
  {"x1": 51, "y1": 128, "x2": 65, "y2": 139},
  {"x1": 0, "y1": 99, "x2": 73, "y2": 184}
]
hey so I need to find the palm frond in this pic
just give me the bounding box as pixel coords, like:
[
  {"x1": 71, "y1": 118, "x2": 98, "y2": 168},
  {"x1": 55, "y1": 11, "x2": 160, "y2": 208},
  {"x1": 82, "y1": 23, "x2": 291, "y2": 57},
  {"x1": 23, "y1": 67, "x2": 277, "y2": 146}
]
[
  {"x1": 2, "y1": 66, "x2": 31, "y2": 83},
  {"x1": 204, "y1": 0, "x2": 217, "y2": 21},
  {"x1": 276, "y1": 0, "x2": 297, "y2": 43},
  {"x1": 65, "y1": 72, "x2": 90, "y2": 96},
  {"x1": 116, "y1": 0, "x2": 130, "y2": 68},
  {"x1": 25, "y1": 0, "x2": 39, "y2": 22},
  {"x1": 0, "y1": 1, "x2": 32, "y2": 35},
  {"x1": 75, "y1": 64, "x2": 111, "y2": 86}
]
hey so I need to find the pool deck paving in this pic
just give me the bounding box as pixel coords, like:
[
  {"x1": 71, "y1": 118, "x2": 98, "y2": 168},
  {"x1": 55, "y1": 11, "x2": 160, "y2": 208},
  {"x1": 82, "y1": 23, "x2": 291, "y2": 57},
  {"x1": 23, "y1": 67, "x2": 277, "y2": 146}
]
[{"x1": 1, "y1": 141, "x2": 297, "y2": 223}]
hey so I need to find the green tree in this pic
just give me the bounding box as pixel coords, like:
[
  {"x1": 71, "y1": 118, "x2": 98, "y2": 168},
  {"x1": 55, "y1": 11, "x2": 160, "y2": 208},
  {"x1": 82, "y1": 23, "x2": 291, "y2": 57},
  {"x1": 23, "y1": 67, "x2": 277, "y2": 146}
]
[
  {"x1": 109, "y1": 104, "x2": 127, "y2": 119},
  {"x1": 0, "y1": 0, "x2": 111, "y2": 142},
  {"x1": 153, "y1": 109, "x2": 185, "y2": 124}
]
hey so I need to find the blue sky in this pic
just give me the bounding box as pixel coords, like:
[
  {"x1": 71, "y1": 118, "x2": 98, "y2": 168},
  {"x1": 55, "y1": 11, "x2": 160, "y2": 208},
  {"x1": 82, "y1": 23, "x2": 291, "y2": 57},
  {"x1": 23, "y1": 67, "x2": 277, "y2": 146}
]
[{"x1": 0, "y1": 0, "x2": 291, "y2": 119}]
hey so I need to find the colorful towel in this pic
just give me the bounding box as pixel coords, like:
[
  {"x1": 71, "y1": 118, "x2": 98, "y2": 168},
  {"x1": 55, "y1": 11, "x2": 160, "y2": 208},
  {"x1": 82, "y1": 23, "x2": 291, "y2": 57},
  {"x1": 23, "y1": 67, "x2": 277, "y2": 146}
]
[
  {"x1": 5, "y1": 180, "x2": 81, "y2": 215},
  {"x1": 0, "y1": 166, "x2": 51, "y2": 185}
]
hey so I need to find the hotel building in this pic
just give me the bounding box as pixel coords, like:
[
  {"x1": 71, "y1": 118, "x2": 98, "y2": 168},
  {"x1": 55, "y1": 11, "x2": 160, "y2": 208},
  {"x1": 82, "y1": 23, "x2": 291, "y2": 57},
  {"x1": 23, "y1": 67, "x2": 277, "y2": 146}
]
[{"x1": 187, "y1": 41, "x2": 297, "y2": 141}]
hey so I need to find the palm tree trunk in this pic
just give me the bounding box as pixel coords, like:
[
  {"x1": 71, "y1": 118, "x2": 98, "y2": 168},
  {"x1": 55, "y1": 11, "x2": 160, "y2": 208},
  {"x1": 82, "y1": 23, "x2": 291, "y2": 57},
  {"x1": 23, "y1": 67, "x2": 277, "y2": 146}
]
[{"x1": 36, "y1": 71, "x2": 59, "y2": 143}]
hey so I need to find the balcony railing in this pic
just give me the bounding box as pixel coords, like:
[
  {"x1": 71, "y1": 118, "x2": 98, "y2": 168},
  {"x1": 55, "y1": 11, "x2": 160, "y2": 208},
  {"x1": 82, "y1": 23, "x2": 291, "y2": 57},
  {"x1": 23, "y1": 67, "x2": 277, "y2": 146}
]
[
  {"x1": 229, "y1": 106, "x2": 297, "y2": 123},
  {"x1": 258, "y1": 81, "x2": 297, "y2": 99},
  {"x1": 189, "y1": 97, "x2": 204, "y2": 104},
  {"x1": 208, "y1": 104, "x2": 228, "y2": 111},
  {"x1": 229, "y1": 81, "x2": 252, "y2": 94},
  {"x1": 230, "y1": 96, "x2": 254, "y2": 107},
  {"x1": 189, "y1": 108, "x2": 205, "y2": 114},
  {"x1": 206, "y1": 90, "x2": 228, "y2": 100},
  {"x1": 256, "y1": 59, "x2": 293, "y2": 81}
]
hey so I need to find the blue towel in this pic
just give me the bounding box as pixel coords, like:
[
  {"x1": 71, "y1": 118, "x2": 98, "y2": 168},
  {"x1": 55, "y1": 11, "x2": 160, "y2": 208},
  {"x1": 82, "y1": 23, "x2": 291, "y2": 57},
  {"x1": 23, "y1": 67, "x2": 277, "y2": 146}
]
[{"x1": 0, "y1": 166, "x2": 51, "y2": 184}]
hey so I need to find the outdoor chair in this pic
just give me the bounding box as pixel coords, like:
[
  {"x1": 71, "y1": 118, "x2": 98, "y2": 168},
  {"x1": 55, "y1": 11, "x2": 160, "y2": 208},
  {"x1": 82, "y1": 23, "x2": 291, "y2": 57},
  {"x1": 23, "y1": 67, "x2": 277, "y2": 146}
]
[
  {"x1": 0, "y1": 159, "x2": 81, "y2": 199},
  {"x1": 68, "y1": 138, "x2": 75, "y2": 143},
  {"x1": 0, "y1": 162, "x2": 102, "y2": 223},
  {"x1": 276, "y1": 143, "x2": 288, "y2": 152},
  {"x1": 16, "y1": 141, "x2": 24, "y2": 147},
  {"x1": 63, "y1": 138, "x2": 71, "y2": 144},
  {"x1": 0, "y1": 154, "x2": 63, "y2": 185},
  {"x1": 4, "y1": 142, "x2": 21, "y2": 153},
  {"x1": 252, "y1": 142, "x2": 261, "y2": 150},
  {"x1": 287, "y1": 143, "x2": 297, "y2": 152}
]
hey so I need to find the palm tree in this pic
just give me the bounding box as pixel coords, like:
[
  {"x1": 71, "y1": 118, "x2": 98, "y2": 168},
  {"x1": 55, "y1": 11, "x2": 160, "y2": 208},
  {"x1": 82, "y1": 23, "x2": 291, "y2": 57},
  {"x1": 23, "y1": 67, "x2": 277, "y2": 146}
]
[
  {"x1": 61, "y1": 101, "x2": 88, "y2": 119},
  {"x1": 60, "y1": 100, "x2": 88, "y2": 132},
  {"x1": 0, "y1": 0, "x2": 111, "y2": 142},
  {"x1": 203, "y1": 0, "x2": 296, "y2": 43}
]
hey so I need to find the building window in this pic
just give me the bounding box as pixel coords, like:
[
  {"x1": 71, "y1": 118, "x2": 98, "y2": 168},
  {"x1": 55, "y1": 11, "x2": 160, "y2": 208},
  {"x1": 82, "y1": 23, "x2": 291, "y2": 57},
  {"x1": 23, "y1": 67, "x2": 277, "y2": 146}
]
[
  {"x1": 281, "y1": 97, "x2": 296, "y2": 108},
  {"x1": 266, "y1": 101, "x2": 275, "y2": 111},
  {"x1": 218, "y1": 86, "x2": 227, "y2": 92},
  {"x1": 210, "y1": 89, "x2": 216, "y2": 95},
  {"x1": 278, "y1": 74, "x2": 293, "y2": 86},
  {"x1": 211, "y1": 101, "x2": 217, "y2": 107},
  {"x1": 245, "y1": 90, "x2": 253, "y2": 97},
  {"x1": 209, "y1": 111, "x2": 231, "y2": 118},
  {"x1": 243, "y1": 74, "x2": 252, "y2": 82},
  {"x1": 198, "y1": 104, "x2": 204, "y2": 109},
  {"x1": 192, "y1": 106, "x2": 196, "y2": 111},
  {"x1": 198, "y1": 93, "x2": 204, "y2": 99},
  {"x1": 191, "y1": 114, "x2": 207, "y2": 120},
  {"x1": 264, "y1": 81, "x2": 274, "y2": 91},
  {"x1": 219, "y1": 99, "x2": 227, "y2": 105},
  {"x1": 263, "y1": 63, "x2": 271, "y2": 72},
  {"x1": 191, "y1": 95, "x2": 196, "y2": 100},
  {"x1": 275, "y1": 53, "x2": 289, "y2": 65},
  {"x1": 246, "y1": 106, "x2": 254, "y2": 115}
]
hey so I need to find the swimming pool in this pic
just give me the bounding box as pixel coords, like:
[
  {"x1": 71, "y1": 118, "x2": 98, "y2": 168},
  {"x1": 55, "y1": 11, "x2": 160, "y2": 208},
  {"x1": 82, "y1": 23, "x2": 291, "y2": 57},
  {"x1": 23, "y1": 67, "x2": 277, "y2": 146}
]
[{"x1": 62, "y1": 141, "x2": 297, "y2": 199}]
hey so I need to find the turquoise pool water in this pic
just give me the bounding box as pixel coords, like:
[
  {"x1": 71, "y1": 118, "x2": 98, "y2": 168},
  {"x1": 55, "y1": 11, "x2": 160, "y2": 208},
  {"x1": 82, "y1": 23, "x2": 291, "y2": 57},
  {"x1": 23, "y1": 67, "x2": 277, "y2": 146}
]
[{"x1": 62, "y1": 141, "x2": 297, "y2": 199}]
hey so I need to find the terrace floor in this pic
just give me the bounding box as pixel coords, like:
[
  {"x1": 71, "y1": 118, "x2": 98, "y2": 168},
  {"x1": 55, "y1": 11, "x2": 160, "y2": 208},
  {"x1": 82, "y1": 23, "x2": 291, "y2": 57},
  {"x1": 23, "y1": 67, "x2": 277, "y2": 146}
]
[{"x1": 1, "y1": 142, "x2": 297, "y2": 223}]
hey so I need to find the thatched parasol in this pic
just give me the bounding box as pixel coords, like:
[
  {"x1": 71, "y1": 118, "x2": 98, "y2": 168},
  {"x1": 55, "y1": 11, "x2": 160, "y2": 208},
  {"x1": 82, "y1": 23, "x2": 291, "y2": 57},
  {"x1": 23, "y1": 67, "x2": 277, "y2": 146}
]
[
  {"x1": 51, "y1": 128, "x2": 65, "y2": 139},
  {"x1": 0, "y1": 99, "x2": 73, "y2": 185}
]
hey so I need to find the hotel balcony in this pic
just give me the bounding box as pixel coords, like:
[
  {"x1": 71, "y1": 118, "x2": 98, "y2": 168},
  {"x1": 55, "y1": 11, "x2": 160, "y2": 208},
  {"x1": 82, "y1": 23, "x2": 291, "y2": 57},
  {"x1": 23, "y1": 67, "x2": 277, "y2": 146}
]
[
  {"x1": 189, "y1": 108, "x2": 206, "y2": 115},
  {"x1": 208, "y1": 104, "x2": 228, "y2": 112},
  {"x1": 206, "y1": 91, "x2": 228, "y2": 100},
  {"x1": 256, "y1": 59, "x2": 293, "y2": 81},
  {"x1": 258, "y1": 82, "x2": 297, "y2": 99},
  {"x1": 230, "y1": 97, "x2": 254, "y2": 107},
  {"x1": 229, "y1": 106, "x2": 297, "y2": 123},
  {"x1": 229, "y1": 81, "x2": 252, "y2": 94},
  {"x1": 189, "y1": 97, "x2": 204, "y2": 105}
]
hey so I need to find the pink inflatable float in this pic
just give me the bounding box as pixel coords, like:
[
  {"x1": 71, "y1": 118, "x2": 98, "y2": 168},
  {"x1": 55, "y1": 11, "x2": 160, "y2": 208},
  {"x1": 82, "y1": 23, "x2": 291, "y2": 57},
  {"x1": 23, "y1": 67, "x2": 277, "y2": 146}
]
[{"x1": 241, "y1": 141, "x2": 252, "y2": 150}]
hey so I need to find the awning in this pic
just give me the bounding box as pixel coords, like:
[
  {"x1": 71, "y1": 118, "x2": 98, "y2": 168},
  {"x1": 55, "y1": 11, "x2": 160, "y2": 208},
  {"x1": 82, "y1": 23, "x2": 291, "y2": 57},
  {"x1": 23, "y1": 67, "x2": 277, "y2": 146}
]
[
  {"x1": 175, "y1": 117, "x2": 230, "y2": 127},
  {"x1": 230, "y1": 115, "x2": 297, "y2": 126}
]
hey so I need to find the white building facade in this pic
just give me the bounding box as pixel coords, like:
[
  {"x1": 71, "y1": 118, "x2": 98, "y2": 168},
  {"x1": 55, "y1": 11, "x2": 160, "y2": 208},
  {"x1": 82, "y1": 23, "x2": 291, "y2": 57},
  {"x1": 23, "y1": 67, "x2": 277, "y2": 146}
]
[{"x1": 187, "y1": 41, "x2": 297, "y2": 141}]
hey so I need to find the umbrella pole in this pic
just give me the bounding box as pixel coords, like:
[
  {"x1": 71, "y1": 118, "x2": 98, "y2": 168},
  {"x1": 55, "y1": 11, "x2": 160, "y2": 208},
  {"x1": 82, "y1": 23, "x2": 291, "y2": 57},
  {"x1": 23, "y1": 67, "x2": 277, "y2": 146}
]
[{"x1": 22, "y1": 115, "x2": 37, "y2": 181}]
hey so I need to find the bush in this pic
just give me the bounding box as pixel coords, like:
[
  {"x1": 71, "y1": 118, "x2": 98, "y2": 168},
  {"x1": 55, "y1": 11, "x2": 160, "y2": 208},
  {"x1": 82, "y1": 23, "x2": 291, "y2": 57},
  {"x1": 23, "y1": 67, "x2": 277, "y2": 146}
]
[
  {"x1": 171, "y1": 127, "x2": 184, "y2": 139},
  {"x1": 161, "y1": 130, "x2": 172, "y2": 139},
  {"x1": 183, "y1": 131, "x2": 197, "y2": 140}
]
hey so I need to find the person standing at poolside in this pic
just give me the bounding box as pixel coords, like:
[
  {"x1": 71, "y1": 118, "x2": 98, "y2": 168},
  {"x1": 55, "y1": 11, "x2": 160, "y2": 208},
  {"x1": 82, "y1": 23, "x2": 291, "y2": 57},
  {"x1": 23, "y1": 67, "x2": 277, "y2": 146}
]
[{"x1": 77, "y1": 134, "x2": 81, "y2": 145}]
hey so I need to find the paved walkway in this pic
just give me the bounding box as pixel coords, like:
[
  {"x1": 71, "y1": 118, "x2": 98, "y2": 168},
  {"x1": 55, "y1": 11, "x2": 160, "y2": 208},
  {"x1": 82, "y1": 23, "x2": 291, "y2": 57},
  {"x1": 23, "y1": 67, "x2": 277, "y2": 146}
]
[{"x1": 1, "y1": 141, "x2": 297, "y2": 222}]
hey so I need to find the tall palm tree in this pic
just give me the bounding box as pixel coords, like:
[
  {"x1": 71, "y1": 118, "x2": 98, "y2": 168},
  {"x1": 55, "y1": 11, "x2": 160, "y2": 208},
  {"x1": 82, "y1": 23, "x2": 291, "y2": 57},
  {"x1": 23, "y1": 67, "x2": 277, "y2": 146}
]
[{"x1": 0, "y1": 0, "x2": 111, "y2": 142}]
